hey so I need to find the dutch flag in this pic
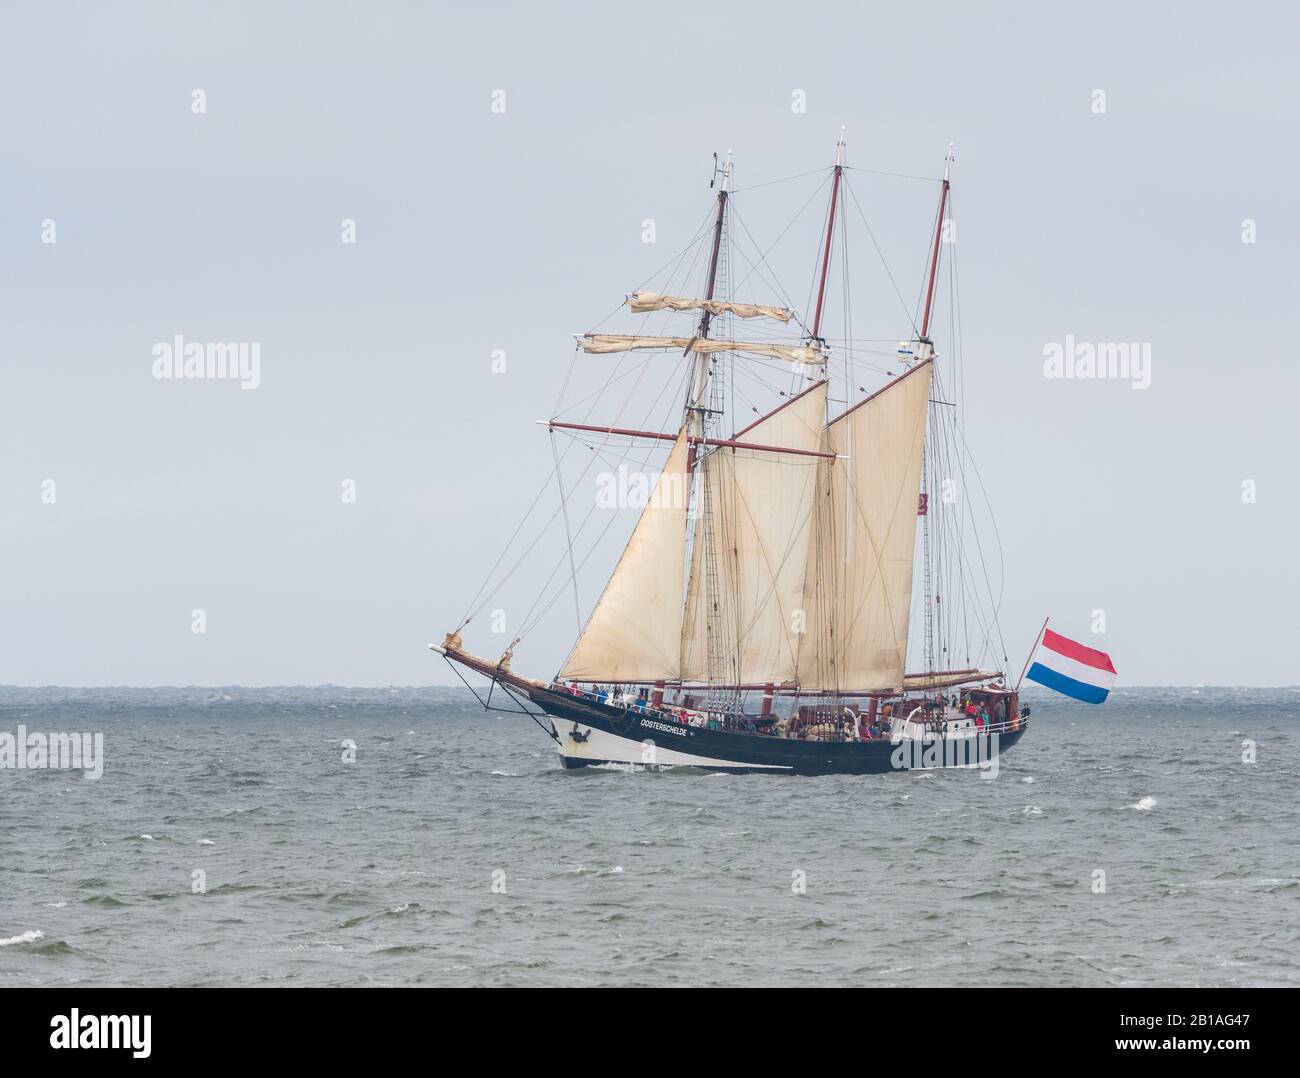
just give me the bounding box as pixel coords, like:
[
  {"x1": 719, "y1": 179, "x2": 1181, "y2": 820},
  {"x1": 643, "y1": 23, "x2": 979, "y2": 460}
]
[{"x1": 1025, "y1": 627, "x2": 1117, "y2": 704}]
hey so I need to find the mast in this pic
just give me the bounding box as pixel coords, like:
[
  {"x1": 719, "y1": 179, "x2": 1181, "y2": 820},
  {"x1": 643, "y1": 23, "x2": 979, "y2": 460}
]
[
  {"x1": 919, "y1": 143, "x2": 955, "y2": 345},
  {"x1": 811, "y1": 128, "x2": 846, "y2": 342},
  {"x1": 918, "y1": 144, "x2": 954, "y2": 685},
  {"x1": 789, "y1": 130, "x2": 847, "y2": 710},
  {"x1": 687, "y1": 152, "x2": 731, "y2": 416},
  {"x1": 804, "y1": 129, "x2": 846, "y2": 707},
  {"x1": 685, "y1": 152, "x2": 734, "y2": 709}
]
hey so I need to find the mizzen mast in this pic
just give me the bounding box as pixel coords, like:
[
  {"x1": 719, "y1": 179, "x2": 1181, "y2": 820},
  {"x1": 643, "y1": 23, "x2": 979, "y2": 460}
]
[
  {"x1": 811, "y1": 127, "x2": 846, "y2": 343},
  {"x1": 917, "y1": 143, "x2": 956, "y2": 357},
  {"x1": 917, "y1": 143, "x2": 955, "y2": 682}
]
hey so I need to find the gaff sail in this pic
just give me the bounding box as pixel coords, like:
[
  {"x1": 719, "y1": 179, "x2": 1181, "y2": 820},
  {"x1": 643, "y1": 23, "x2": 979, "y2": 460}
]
[
  {"x1": 559, "y1": 427, "x2": 692, "y2": 683},
  {"x1": 796, "y1": 360, "x2": 933, "y2": 693},
  {"x1": 680, "y1": 382, "x2": 828, "y2": 686}
]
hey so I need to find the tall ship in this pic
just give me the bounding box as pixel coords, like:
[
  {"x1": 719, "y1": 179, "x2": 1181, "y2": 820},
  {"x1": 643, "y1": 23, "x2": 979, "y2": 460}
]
[{"x1": 434, "y1": 133, "x2": 1031, "y2": 774}]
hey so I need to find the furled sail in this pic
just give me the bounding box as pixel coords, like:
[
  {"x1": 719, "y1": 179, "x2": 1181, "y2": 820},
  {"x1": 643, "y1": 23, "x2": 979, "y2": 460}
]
[
  {"x1": 680, "y1": 382, "x2": 828, "y2": 685},
  {"x1": 580, "y1": 334, "x2": 826, "y2": 367},
  {"x1": 627, "y1": 292, "x2": 794, "y2": 323},
  {"x1": 560, "y1": 427, "x2": 691, "y2": 682},
  {"x1": 796, "y1": 360, "x2": 933, "y2": 692},
  {"x1": 902, "y1": 669, "x2": 1002, "y2": 692}
]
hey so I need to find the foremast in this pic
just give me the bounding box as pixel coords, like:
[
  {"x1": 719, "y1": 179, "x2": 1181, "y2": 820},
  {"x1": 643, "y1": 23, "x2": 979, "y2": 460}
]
[{"x1": 688, "y1": 151, "x2": 734, "y2": 711}]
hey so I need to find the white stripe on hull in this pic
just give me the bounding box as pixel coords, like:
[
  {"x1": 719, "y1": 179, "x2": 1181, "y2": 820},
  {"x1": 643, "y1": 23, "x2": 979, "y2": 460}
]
[{"x1": 555, "y1": 722, "x2": 792, "y2": 771}]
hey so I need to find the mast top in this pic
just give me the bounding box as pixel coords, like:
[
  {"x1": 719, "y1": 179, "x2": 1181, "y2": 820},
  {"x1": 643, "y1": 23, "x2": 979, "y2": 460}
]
[
  {"x1": 918, "y1": 143, "x2": 955, "y2": 344},
  {"x1": 835, "y1": 127, "x2": 846, "y2": 168},
  {"x1": 709, "y1": 151, "x2": 734, "y2": 192}
]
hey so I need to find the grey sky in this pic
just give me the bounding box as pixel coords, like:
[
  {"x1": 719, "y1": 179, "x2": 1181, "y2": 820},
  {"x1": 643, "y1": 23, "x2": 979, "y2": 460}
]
[{"x1": 2, "y1": 2, "x2": 1296, "y2": 686}]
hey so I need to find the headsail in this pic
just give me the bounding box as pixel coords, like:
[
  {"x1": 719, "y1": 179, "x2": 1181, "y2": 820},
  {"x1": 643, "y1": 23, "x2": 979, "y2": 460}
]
[
  {"x1": 797, "y1": 360, "x2": 933, "y2": 692},
  {"x1": 627, "y1": 292, "x2": 794, "y2": 323},
  {"x1": 559, "y1": 427, "x2": 692, "y2": 683},
  {"x1": 580, "y1": 334, "x2": 826, "y2": 367},
  {"x1": 680, "y1": 382, "x2": 828, "y2": 686}
]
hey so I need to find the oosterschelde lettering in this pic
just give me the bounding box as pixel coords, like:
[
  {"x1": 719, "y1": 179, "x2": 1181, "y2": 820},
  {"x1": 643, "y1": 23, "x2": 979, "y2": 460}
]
[
  {"x1": 640, "y1": 718, "x2": 688, "y2": 738},
  {"x1": 0, "y1": 725, "x2": 103, "y2": 781},
  {"x1": 1042, "y1": 335, "x2": 1151, "y2": 390},
  {"x1": 50, "y1": 1009, "x2": 151, "y2": 1058},
  {"x1": 152, "y1": 334, "x2": 261, "y2": 389},
  {"x1": 891, "y1": 733, "x2": 1000, "y2": 778}
]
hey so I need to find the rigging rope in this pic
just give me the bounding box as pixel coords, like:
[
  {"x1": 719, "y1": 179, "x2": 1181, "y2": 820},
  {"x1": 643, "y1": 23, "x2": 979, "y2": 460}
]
[
  {"x1": 457, "y1": 213, "x2": 718, "y2": 634},
  {"x1": 729, "y1": 166, "x2": 833, "y2": 194},
  {"x1": 841, "y1": 173, "x2": 922, "y2": 339},
  {"x1": 842, "y1": 165, "x2": 942, "y2": 183},
  {"x1": 550, "y1": 429, "x2": 583, "y2": 638}
]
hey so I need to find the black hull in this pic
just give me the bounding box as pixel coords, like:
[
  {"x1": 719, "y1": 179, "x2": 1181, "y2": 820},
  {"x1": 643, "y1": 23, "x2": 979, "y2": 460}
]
[{"x1": 528, "y1": 686, "x2": 1027, "y2": 776}]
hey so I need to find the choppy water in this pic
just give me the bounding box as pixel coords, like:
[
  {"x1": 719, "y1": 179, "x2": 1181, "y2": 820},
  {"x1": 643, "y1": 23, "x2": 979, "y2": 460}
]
[{"x1": 1, "y1": 685, "x2": 1297, "y2": 986}]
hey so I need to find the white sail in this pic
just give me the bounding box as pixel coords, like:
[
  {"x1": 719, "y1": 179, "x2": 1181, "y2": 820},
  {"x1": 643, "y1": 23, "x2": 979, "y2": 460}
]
[
  {"x1": 627, "y1": 292, "x2": 794, "y2": 323},
  {"x1": 796, "y1": 361, "x2": 932, "y2": 692},
  {"x1": 580, "y1": 334, "x2": 826, "y2": 367},
  {"x1": 560, "y1": 428, "x2": 691, "y2": 683},
  {"x1": 680, "y1": 382, "x2": 828, "y2": 685}
]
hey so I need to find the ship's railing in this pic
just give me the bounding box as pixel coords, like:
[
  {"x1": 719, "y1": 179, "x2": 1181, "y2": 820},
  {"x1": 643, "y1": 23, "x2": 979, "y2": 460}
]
[
  {"x1": 549, "y1": 683, "x2": 746, "y2": 731},
  {"x1": 983, "y1": 715, "x2": 1028, "y2": 736},
  {"x1": 550, "y1": 683, "x2": 678, "y2": 723},
  {"x1": 548, "y1": 682, "x2": 1029, "y2": 740},
  {"x1": 920, "y1": 715, "x2": 1028, "y2": 738}
]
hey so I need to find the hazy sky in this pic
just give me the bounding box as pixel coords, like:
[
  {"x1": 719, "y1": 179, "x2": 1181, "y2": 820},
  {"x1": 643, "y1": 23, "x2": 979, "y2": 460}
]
[{"x1": 3, "y1": 2, "x2": 1296, "y2": 686}]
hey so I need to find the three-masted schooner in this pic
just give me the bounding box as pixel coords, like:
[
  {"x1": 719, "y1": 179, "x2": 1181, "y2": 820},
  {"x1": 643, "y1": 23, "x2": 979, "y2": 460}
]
[{"x1": 434, "y1": 134, "x2": 1030, "y2": 774}]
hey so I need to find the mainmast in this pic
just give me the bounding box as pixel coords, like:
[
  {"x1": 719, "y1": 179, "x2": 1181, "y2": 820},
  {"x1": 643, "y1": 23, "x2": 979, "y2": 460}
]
[{"x1": 806, "y1": 129, "x2": 846, "y2": 703}]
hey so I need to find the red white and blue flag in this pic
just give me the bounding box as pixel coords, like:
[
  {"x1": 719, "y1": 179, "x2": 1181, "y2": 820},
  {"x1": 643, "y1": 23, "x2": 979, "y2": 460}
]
[{"x1": 1025, "y1": 628, "x2": 1117, "y2": 704}]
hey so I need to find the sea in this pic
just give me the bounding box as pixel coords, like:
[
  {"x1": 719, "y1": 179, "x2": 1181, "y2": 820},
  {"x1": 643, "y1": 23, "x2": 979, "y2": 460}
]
[{"x1": 1, "y1": 685, "x2": 1296, "y2": 987}]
